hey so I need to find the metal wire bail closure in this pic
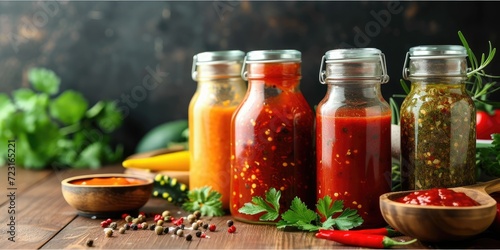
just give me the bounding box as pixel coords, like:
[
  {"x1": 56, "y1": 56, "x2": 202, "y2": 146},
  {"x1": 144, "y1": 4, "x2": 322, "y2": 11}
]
[{"x1": 319, "y1": 48, "x2": 389, "y2": 84}]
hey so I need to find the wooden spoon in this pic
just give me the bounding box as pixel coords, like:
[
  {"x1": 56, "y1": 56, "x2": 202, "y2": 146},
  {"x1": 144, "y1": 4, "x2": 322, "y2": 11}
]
[{"x1": 380, "y1": 178, "x2": 500, "y2": 242}]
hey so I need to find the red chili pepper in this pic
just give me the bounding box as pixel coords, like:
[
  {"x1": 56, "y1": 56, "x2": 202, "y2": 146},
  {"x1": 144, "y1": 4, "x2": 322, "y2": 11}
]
[
  {"x1": 319, "y1": 228, "x2": 400, "y2": 237},
  {"x1": 315, "y1": 231, "x2": 416, "y2": 249}
]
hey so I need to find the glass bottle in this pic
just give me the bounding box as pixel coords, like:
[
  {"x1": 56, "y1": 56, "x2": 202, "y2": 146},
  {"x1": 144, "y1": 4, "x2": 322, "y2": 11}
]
[
  {"x1": 189, "y1": 50, "x2": 247, "y2": 209},
  {"x1": 400, "y1": 45, "x2": 476, "y2": 190},
  {"x1": 316, "y1": 48, "x2": 392, "y2": 228},
  {"x1": 230, "y1": 50, "x2": 315, "y2": 223}
]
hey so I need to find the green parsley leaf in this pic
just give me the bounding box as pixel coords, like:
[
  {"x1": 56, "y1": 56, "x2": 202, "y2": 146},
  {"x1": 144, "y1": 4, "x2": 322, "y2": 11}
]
[
  {"x1": 238, "y1": 187, "x2": 280, "y2": 221},
  {"x1": 28, "y1": 68, "x2": 60, "y2": 95},
  {"x1": 332, "y1": 208, "x2": 364, "y2": 230},
  {"x1": 277, "y1": 197, "x2": 317, "y2": 231},
  {"x1": 316, "y1": 196, "x2": 342, "y2": 219},
  {"x1": 182, "y1": 186, "x2": 224, "y2": 217}
]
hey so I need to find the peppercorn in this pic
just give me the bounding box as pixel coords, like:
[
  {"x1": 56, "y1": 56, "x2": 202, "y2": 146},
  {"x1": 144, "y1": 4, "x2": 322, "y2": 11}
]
[
  {"x1": 195, "y1": 231, "x2": 202, "y2": 238},
  {"x1": 180, "y1": 224, "x2": 185, "y2": 230},
  {"x1": 155, "y1": 226, "x2": 164, "y2": 235},
  {"x1": 124, "y1": 223, "x2": 130, "y2": 230},
  {"x1": 162, "y1": 210, "x2": 171, "y2": 218},
  {"x1": 149, "y1": 224, "x2": 156, "y2": 230},
  {"x1": 86, "y1": 239, "x2": 94, "y2": 247},
  {"x1": 132, "y1": 218, "x2": 139, "y2": 224},
  {"x1": 105, "y1": 229, "x2": 113, "y2": 237},
  {"x1": 195, "y1": 231, "x2": 201, "y2": 238},
  {"x1": 131, "y1": 224, "x2": 138, "y2": 230},
  {"x1": 187, "y1": 214, "x2": 196, "y2": 224},
  {"x1": 208, "y1": 224, "x2": 216, "y2": 232},
  {"x1": 109, "y1": 222, "x2": 118, "y2": 230},
  {"x1": 156, "y1": 219, "x2": 164, "y2": 226},
  {"x1": 193, "y1": 210, "x2": 201, "y2": 219},
  {"x1": 186, "y1": 234, "x2": 193, "y2": 241},
  {"x1": 163, "y1": 227, "x2": 169, "y2": 234},
  {"x1": 226, "y1": 220, "x2": 234, "y2": 227},
  {"x1": 192, "y1": 222, "x2": 199, "y2": 230},
  {"x1": 138, "y1": 214, "x2": 146, "y2": 223},
  {"x1": 141, "y1": 222, "x2": 148, "y2": 230},
  {"x1": 202, "y1": 224, "x2": 208, "y2": 230},
  {"x1": 119, "y1": 227, "x2": 126, "y2": 234},
  {"x1": 228, "y1": 225, "x2": 236, "y2": 233},
  {"x1": 176, "y1": 229, "x2": 184, "y2": 237},
  {"x1": 125, "y1": 215, "x2": 133, "y2": 223},
  {"x1": 164, "y1": 215, "x2": 172, "y2": 222},
  {"x1": 173, "y1": 226, "x2": 181, "y2": 235}
]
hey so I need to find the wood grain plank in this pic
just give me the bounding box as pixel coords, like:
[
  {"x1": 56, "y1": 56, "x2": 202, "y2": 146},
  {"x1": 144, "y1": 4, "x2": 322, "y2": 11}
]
[{"x1": 0, "y1": 166, "x2": 52, "y2": 205}]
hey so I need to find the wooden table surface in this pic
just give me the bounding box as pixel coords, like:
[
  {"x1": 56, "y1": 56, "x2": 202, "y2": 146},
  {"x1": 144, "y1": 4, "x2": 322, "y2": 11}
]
[{"x1": 1, "y1": 165, "x2": 499, "y2": 249}]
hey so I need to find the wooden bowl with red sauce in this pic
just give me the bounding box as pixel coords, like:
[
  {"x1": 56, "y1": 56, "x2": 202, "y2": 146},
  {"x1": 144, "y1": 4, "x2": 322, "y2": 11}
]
[
  {"x1": 61, "y1": 173, "x2": 153, "y2": 218},
  {"x1": 380, "y1": 178, "x2": 500, "y2": 242}
]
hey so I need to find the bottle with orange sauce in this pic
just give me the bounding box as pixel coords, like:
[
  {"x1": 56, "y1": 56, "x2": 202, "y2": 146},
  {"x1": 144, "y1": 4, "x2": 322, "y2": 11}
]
[{"x1": 189, "y1": 50, "x2": 247, "y2": 209}]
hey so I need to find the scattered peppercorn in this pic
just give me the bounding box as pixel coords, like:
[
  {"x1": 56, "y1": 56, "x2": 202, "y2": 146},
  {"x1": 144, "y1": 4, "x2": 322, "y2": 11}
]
[
  {"x1": 100, "y1": 221, "x2": 109, "y2": 228},
  {"x1": 173, "y1": 217, "x2": 184, "y2": 226},
  {"x1": 176, "y1": 229, "x2": 184, "y2": 237},
  {"x1": 106, "y1": 218, "x2": 112, "y2": 224},
  {"x1": 119, "y1": 227, "x2": 126, "y2": 234},
  {"x1": 154, "y1": 214, "x2": 163, "y2": 223},
  {"x1": 162, "y1": 210, "x2": 171, "y2": 218},
  {"x1": 141, "y1": 222, "x2": 148, "y2": 230},
  {"x1": 187, "y1": 214, "x2": 196, "y2": 224},
  {"x1": 228, "y1": 225, "x2": 236, "y2": 233},
  {"x1": 125, "y1": 215, "x2": 133, "y2": 223},
  {"x1": 163, "y1": 227, "x2": 169, "y2": 234},
  {"x1": 155, "y1": 226, "x2": 164, "y2": 235},
  {"x1": 109, "y1": 222, "x2": 118, "y2": 230},
  {"x1": 149, "y1": 224, "x2": 156, "y2": 230},
  {"x1": 121, "y1": 213, "x2": 129, "y2": 220},
  {"x1": 196, "y1": 220, "x2": 203, "y2": 227},
  {"x1": 124, "y1": 223, "x2": 130, "y2": 230},
  {"x1": 132, "y1": 218, "x2": 139, "y2": 224},
  {"x1": 105, "y1": 229, "x2": 113, "y2": 237},
  {"x1": 208, "y1": 224, "x2": 216, "y2": 232},
  {"x1": 193, "y1": 210, "x2": 201, "y2": 219},
  {"x1": 86, "y1": 239, "x2": 94, "y2": 247},
  {"x1": 186, "y1": 234, "x2": 193, "y2": 241},
  {"x1": 173, "y1": 227, "x2": 181, "y2": 235},
  {"x1": 164, "y1": 215, "x2": 172, "y2": 222},
  {"x1": 180, "y1": 224, "x2": 185, "y2": 230},
  {"x1": 202, "y1": 224, "x2": 209, "y2": 230},
  {"x1": 226, "y1": 220, "x2": 234, "y2": 227},
  {"x1": 195, "y1": 231, "x2": 202, "y2": 238},
  {"x1": 192, "y1": 222, "x2": 199, "y2": 230},
  {"x1": 156, "y1": 219, "x2": 164, "y2": 226},
  {"x1": 131, "y1": 224, "x2": 138, "y2": 230}
]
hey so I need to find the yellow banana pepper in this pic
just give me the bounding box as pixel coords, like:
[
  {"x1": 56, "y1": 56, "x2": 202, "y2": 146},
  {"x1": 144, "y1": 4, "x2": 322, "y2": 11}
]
[{"x1": 122, "y1": 150, "x2": 190, "y2": 171}]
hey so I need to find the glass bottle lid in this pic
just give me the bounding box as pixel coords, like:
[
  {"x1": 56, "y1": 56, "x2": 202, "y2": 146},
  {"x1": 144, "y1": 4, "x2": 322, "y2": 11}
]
[
  {"x1": 319, "y1": 48, "x2": 389, "y2": 84},
  {"x1": 403, "y1": 45, "x2": 468, "y2": 80},
  {"x1": 408, "y1": 45, "x2": 467, "y2": 58},
  {"x1": 244, "y1": 50, "x2": 301, "y2": 63},
  {"x1": 192, "y1": 50, "x2": 245, "y2": 80}
]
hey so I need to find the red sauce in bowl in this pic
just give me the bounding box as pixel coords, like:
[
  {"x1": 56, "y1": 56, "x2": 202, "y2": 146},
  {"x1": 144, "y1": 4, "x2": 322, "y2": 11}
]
[
  {"x1": 395, "y1": 188, "x2": 480, "y2": 207},
  {"x1": 71, "y1": 177, "x2": 146, "y2": 186}
]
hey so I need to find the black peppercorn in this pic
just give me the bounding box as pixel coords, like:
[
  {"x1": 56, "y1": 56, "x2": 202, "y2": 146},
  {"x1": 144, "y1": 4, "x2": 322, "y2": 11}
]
[
  {"x1": 186, "y1": 234, "x2": 193, "y2": 241},
  {"x1": 149, "y1": 224, "x2": 156, "y2": 230},
  {"x1": 202, "y1": 224, "x2": 208, "y2": 230},
  {"x1": 163, "y1": 226, "x2": 169, "y2": 234},
  {"x1": 195, "y1": 231, "x2": 202, "y2": 238},
  {"x1": 86, "y1": 239, "x2": 94, "y2": 247},
  {"x1": 226, "y1": 220, "x2": 234, "y2": 227}
]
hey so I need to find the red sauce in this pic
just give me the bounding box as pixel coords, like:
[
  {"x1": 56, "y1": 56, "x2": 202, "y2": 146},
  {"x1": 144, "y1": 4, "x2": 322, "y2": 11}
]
[
  {"x1": 395, "y1": 188, "x2": 481, "y2": 206},
  {"x1": 71, "y1": 177, "x2": 146, "y2": 185},
  {"x1": 230, "y1": 62, "x2": 315, "y2": 223},
  {"x1": 317, "y1": 107, "x2": 392, "y2": 228}
]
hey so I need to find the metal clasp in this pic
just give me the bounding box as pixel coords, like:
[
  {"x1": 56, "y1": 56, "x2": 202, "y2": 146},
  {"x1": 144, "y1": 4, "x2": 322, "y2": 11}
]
[
  {"x1": 402, "y1": 52, "x2": 410, "y2": 80},
  {"x1": 191, "y1": 55, "x2": 198, "y2": 81},
  {"x1": 318, "y1": 55, "x2": 326, "y2": 84},
  {"x1": 240, "y1": 55, "x2": 248, "y2": 81},
  {"x1": 379, "y1": 52, "x2": 390, "y2": 83}
]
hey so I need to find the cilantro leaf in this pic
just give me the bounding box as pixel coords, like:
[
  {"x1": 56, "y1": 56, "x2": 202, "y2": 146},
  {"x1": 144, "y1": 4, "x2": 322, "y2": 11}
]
[
  {"x1": 49, "y1": 90, "x2": 88, "y2": 125},
  {"x1": 28, "y1": 68, "x2": 60, "y2": 95},
  {"x1": 238, "y1": 188, "x2": 280, "y2": 221},
  {"x1": 316, "y1": 196, "x2": 343, "y2": 219},
  {"x1": 182, "y1": 186, "x2": 224, "y2": 217}
]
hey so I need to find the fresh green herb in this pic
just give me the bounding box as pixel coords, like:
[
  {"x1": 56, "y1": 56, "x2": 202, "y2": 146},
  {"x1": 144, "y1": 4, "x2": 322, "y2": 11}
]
[
  {"x1": 476, "y1": 134, "x2": 500, "y2": 177},
  {"x1": 239, "y1": 188, "x2": 363, "y2": 231},
  {"x1": 181, "y1": 186, "x2": 224, "y2": 217},
  {"x1": 238, "y1": 187, "x2": 280, "y2": 221},
  {"x1": 0, "y1": 68, "x2": 123, "y2": 169}
]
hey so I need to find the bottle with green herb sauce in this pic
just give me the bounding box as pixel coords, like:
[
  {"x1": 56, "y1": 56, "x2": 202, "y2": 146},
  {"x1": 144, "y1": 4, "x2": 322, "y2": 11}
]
[{"x1": 400, "y1": 45, "x2": 476, "y2": 190}]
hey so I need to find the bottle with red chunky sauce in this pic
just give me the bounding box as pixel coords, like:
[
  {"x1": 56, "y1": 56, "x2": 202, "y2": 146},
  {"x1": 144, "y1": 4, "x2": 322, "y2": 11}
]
[
  {"x1": 316, "y1": 48, "x2": 392, "y2": 228},
  {"x1": 230, "y1": 50, "x2": 315, "y2": 223}
]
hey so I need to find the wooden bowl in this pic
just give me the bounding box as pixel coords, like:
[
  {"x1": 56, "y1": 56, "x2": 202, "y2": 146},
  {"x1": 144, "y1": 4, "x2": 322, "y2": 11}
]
[
  {"x1": 380, "y1": 179, "x2": 500, "y2": 242},
  {"x1": 61, "y1": 173, "x2": 153, "y2": 218}
]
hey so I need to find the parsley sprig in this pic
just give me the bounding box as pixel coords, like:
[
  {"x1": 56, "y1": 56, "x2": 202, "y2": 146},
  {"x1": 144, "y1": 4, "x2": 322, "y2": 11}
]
[
  {"x1": 182, "y1": 186, "x2": 224, "y2": 217},
  {"x1": 238, "y1": 188, "x2": 363, "y2": 231}
]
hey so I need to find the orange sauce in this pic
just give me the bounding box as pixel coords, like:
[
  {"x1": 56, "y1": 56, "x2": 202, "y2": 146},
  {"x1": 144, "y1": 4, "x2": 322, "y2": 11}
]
[{"x1": 71, "y1": 177, "x2": 146, "y2": 185}]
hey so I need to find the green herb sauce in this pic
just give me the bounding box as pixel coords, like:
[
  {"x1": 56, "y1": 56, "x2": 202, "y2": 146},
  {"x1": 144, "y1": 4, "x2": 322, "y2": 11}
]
[{"x1": 400, "y1": 83, "x2": 476, "y2": 190}]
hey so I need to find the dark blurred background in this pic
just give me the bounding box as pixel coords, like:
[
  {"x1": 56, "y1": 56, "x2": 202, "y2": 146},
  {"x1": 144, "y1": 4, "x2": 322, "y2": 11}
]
[{"x1": 1, "y1": 1, "x2": 500, "y2": 156}]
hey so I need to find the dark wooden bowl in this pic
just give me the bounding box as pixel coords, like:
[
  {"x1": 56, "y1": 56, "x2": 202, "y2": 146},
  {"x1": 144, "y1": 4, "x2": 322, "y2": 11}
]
[{"x1": 61, "y1": 173, "x2": 153, "y2": 217}]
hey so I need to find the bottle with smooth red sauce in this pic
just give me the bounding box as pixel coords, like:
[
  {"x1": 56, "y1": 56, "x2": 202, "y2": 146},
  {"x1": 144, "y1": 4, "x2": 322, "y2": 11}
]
[
  {"x1": 316, "y1": 48, "x2": 392, "y2": 228},
  {"x1": 230, "y1": 50, "x2": 315, "y2": 223}
]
